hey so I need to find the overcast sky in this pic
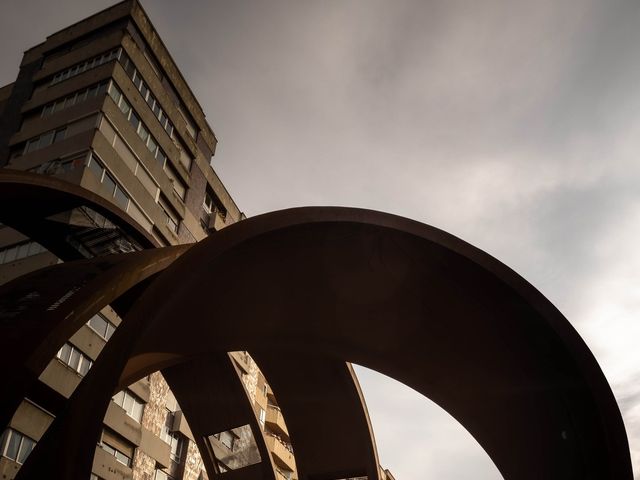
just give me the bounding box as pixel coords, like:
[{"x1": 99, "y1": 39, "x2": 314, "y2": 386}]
[{"x1": 2, "y1": 1, "x2": 639, "y2": 478}]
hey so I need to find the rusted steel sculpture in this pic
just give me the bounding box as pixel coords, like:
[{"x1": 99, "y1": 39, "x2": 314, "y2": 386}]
[
  {"x1": 1, "y1": 172, "x2": 382, "y2": 480},
  {"x1": 1, "y1": 193, "x2": 631, "y2": 479}
]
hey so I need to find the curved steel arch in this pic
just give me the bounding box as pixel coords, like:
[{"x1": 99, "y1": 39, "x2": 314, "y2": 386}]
[
  {"x1": 0, "y1": 172, "x2": 382, "y2": 480},
  {"x1": 0, "y1": 172, "x2": 375, "y2": 479},
  {"x1": 0, "y1": 248, "x2": 284, "y2": 480},
  {"x1": 0, "y1": 170, "x2": 158, "y2": 259},
  {"x1": 162, "y1": 354, "x2": 278, "y2": 480},
  {"x1": 251, "y1": 352, "x2": 382, "y2": 480},
  {"x1": 15, "y1": 207, "x2": 632, "y2": 480},
  {"x1": 0, "y1": 245, "x2": 189, "y2": 430}
]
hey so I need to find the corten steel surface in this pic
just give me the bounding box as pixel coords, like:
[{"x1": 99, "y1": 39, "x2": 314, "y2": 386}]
[
  {"x1": 5, "y1": 252, "x2": 280, "y2": 480},
  {"x1": 163, "y1": 354, "x2": 278, "y2": 480},
  {"x1": 252, "y1": 353, "x2": 381, "y2": 480},
  {"x1": 0, "y1": 170, "x2": 157, "y2": 258},
  {"x1": 15, "y1": 207, "x2": 632, "y2": 480},
  {"x1": 0, "y1": 245, "x2": 189, "y2": 430}
]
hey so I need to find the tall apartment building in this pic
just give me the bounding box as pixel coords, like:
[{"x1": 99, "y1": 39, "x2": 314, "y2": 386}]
[
  {"x1": 0, "y1": 2, "x2": 301, "y2": 479},
  {"x1": 0, "y1": 3, "x2": 398, "y2": 480}
]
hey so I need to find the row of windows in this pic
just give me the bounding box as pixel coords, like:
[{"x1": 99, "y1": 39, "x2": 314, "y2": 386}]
[
  {"x1": 0, "y1": 241, "x2": 47, "y2": 264},
  {"x1": 26, "y1": 148, "x2": 153, "y2": 236},
  {"x1": 15, "y1": 114, "x2": 98, "y2": 160},
  {"x1": 118, "y1": 46, "x2": 194, "y2": 172},
  {"x1": 112, "y1": 389, "x2": 145, "y2": 423},
  {"x1": 126, "y1": 24, "x2": 199, "y2": 142},
  {"x1": 107, "y1": 82, "x2": 187, "y2": 202},
  {"x1": 23, "y1": 127, "x2": 66, "y2": 155},
  {"x1": 108, "y1": 83, "x2": 168, "y2": 170},
  {"x1": 41, "y1": 81, "x2": 109, "y2": 117},
  {"x1": 120, "y1": 50, "x2": 196, "y2": 171},
  {"x1": 56, "y1": 342, "x2": 93, "y2": 376},
  {"x1": 119, "y1": 51, "x2": 175, "y2": 139},
  {"x1": 28, "y1": 154, "x2": 85, "y2": 176},
  {"x1": 87, "y1": 152, "x2": 131, "y2": 211},
  {"x1": 86, "y1": 152, "x2": 156, "y2": 233},
  {"x1": 0, "y1": 429, "x2": 36, "y2": 465},
  {"x1": 50, "y1": 48, "x2": 120, "y2": 85}
]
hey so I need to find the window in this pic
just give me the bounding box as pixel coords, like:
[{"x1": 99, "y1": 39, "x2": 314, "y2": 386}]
[
  {"x1": 155, "y1": 468, "x2": 175, "y2": 480},
  {"x1": 206, "y1": 425, "x2": 260, "y2": 471},
  {"x1": 56, "y1": 342, "x2": 93, "y2": 376},
  {"x1": 88, "y1": 153, "x2": 105, "y2": 178},
  {"x1": 99, "y1": 429, "x2": 134, "y2": 467},
  {"x1": 160, "y1": 409, "x2": 174, "y2": 444},
  {"x1": 147, "y1": 136, "x2": 158, "y2": 156},
  {"x1": 158, "y1": 195, "x2": 179, "y2": 234},
  {"x1": 112, "y1": 389, "x2": 145, "y2": 423},
  {"x1": 159, "y1": 410, "x2": 183, "y2": 462},
  {"x1": 130, "y1": 112, "x2": 140, "y2": 132},
  {"x1": 164, "y1": 163, "x2": 186, "y2": 201},
  {"x1": 39, "y1": 130, "x2": 55, "y2": 147},
  {"x1": 87, "y1": 313, "x2": 116, "y2": 340},
  {"x1": 170, "y1": 434, "x2": 184, "y2": 462},
  {"x1": 215, "y1": 430, "x2": 237, "y2": 451},
  {"x1": 1, "y1": 429, "x2": 36, "y2": 464},
  {"x1": 259, "y1": 408, "x2": 266, "y2": 429},
  {"x1": 102, "y1": 173, "x2": 117, "y2": 195},
  {"x1": 113, "y1": 185, "x2": 129, "y2": 209},
  {"x1": 87, "y1": 153, "x2": 130, "y2": 211},
  {"x1": 140, "y1": 83, "x2": 149, "y2": 101},
  {"x1": 143, "y1": 49, "x2": 162, "y2": 78},
  {"x1": 53, "y1": 128, "x2": 66, "y2": 143},
  {"x1": 176, "y1": 137, "x2": 193, "y2": 171},
  {"x1": 178, "y1": 104, "x2": 197, "y2": 139},
  {"x1": 0, "y1": 241, "x2": 47, "y2": 264}
]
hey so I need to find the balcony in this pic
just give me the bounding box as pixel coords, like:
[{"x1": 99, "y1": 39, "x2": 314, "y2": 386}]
[
  {"x1": 171, "y1": 410, "x2": 193, "y2": 440},
  {"x1": 265, "y1": 433, "x2": 296, "y2": 472},
  {"x1": 201, "y1": 208, "x2": 227, "y2": 232},
  {"x1": 266, "y1": 404, "x2": 289, "y2": 438}
]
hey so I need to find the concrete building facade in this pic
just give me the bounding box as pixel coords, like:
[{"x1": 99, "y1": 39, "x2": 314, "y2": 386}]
[{"x1": 0, "y1": 2, "x2": 301, "y2": 479}]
